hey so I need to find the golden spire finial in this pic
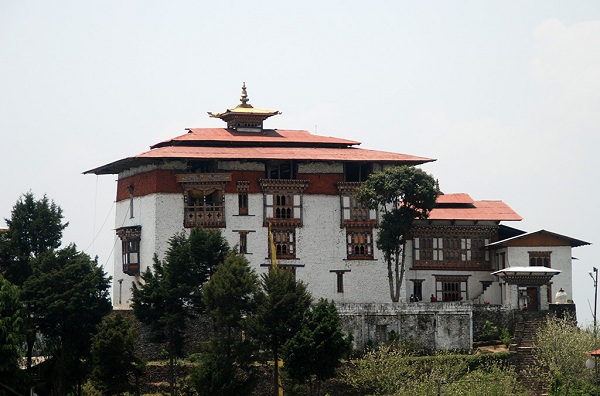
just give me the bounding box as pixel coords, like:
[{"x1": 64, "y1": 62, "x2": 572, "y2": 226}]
[{"x1": 240, "y1": 82, "x2": 249, "y2": 106}]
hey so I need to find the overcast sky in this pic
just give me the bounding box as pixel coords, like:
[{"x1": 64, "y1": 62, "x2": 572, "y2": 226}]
[{"x1": 1, "y1": 1, "x2": 599, "y2": 324}]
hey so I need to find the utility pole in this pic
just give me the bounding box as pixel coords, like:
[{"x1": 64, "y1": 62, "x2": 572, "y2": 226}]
[{"x1": 590, "y1": 267, "x2": 598, "y2": 336}]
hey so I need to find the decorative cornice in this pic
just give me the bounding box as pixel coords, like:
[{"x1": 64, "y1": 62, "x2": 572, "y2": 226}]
[
  {"x1": 116, "y1": 225, "x2": 141, "y2": 239},
  {"x1": 259, "y1": 179, "x2": 309, "y2": 192},
  {"x1": 335, "y1": 182, "x2": 364, "y2": 194},
  {"x1": 412, "y1": 224, "x2": 497, "y2": 237}
]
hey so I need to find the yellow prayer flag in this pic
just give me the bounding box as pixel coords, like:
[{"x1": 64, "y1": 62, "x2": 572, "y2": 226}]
[{"x1": 269, "y1": 222, "x2": 277, "y2": 269}]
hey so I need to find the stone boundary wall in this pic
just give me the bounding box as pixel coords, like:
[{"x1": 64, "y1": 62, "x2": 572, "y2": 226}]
[{"x1": 335, "y1": 302, "x2": 475, "y2": 351}]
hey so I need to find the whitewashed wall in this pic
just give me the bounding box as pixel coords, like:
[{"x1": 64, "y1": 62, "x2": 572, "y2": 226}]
[{"x1": 505, "y1": 245, "x2": 573, "y2": 302}]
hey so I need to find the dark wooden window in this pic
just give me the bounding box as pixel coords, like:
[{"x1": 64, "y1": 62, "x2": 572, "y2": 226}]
[
  {"x1": 267, "y1": 161, "x2": 297, "y2": 179},
  {"x1": 345, "y1": 162, "x2": 373, "y2": 182},
  {"x1": 116, "y1": 226, "x2": 141, "y2": 276},
  {"x1": 265, "y1": 193, "x2": 302, "y2": 221},
  {"x1": 238, "y1": 193, "x2": 248, "y2": 215},
  {"x1": 529, "y1": 251, "x2": 551, "y2": 267},
  {"x1": 184, "y1": 189, "x2": 225, "y2": 228},
  {"x1": 270, "y1": 229, "x2": 296, "y2": 259},
  {"x1": 411, "y1": 279, "x2": 424, "y2": 302},
  {"x1": 239, "y1": 232, "x2": 248, "y2": 254},
  {"x1": 347, "y1": 230, "x2": 374, "y2": 259},
  {"x1": 435, "y1": 275, "x2": 469, "y2": 302}
]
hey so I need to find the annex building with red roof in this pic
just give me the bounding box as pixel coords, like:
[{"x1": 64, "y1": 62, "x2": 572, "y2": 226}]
[{"x1": 87, "y1": 84, "x2": 588, "y2": 348}]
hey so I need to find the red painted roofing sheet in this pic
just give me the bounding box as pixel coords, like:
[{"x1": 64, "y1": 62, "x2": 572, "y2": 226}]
[
  {"x1": 136, "y1": 145, "x2": 433, "y2": 163},
  {"x1": 436, "y1": 193, "x2": 474, "y2": 204},
  {"x1": 429, "y1": 200, "x2": 522, "y2": 221},
  {"x1": 152, "y1": 128, "x2": 361, "y2": 147}
]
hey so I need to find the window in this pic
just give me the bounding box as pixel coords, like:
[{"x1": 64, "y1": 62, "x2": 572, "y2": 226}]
[
  {"x1": 341, "y1": 195, "x2": 377, "y2": 224},
  {"x1": 375, "y1": 324, "x2": 388, "y2": 344},
  {"x1": 435, "y1": 275, "x2": 469, "y2": 302},
  {"x1": 345, "y1": 162, "x2": 373, "y2": 182},
  {"x1": 411, "y1": 279, "x2": 424, "y2": 302},
  {"x1": 270, "y1": 229, "x2": 296, "y2": 259},
  {"x1": 267, "y1": 161, "x2": 297, "y2": 179},
  {"x1": 239, "y1": 232, "x2": 248, "y2": 254},
  {"x1": 529, "y1": 251, "x2": 551, "y2": 267},
  {"x1": 116, "y1": 226, "x2": 141, "y2": 276},
  {"x1": 238, "y1": 193, "x2": 248, "y2": 215},
  {"x1": 413, "y1": 234, "x2": 490, "y2": 269},
  {"x1": 259, "y1": 179, "x2": 309, "y2": 227},
  {"x1": 184, "y1": 188, "x2": 225, "y2": 228},
  {"x1": 331, "y1": 270, "x2": 351, "y2": 293},
  {"x1": 414, "y1": 237, "x2": 443, "y2": 261},
  {"x1": 265, "y1": 193, "x2": 302, "y2": 221},
  {"x1": 236, "y1": 180, "x2": 250, "y2": 215},
  {"x1": 347, "y1": 230, "x2": 374, "y2": 259}
]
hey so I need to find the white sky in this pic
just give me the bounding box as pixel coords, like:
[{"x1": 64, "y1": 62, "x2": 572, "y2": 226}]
[{"x1": 1, "y1": 1, "x2": 599, "y2": 324}]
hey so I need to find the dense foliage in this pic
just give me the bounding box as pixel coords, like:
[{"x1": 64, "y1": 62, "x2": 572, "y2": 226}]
[
  {"x1": 343, "y1": 347, "x2": 522, "y2": 395},
  {"x1": 90, "y1": 314, "x2": 145, "y2": 395},
  {"x1": 131, "y1": 228, "x2": 230, "y2": 396},
  {"x1": 356, "y1": 166, "x2": 438, "y2": 301},
  {"x1": 22, "y1": 245, "x2": 112, "y2": 395},
  {"x1": 529, "y1": 316, "x2": 597, "y2": 395},
  {"x1": 282, "y1": 299, "x2": 352, "y2": 396},
  {"x1": 192, "y1": 252, "x2": 259, "y2": 395},
  {"x1": 250, "y1": 268, "x2": 313, "y2": 396},
  {"x1": 0, "y1": 275, "x2": 25, "y2": 393}
]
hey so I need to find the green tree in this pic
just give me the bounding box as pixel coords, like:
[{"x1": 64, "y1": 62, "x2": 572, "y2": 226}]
[
  {"x1": 132, "y1": 228, "x2": 230, "y2": 396},
  {"x1": 0, "y1": 192, "x2": 67, "y2": 286},
  {"x1": 192, "y1": 252, "x2": 259, "y2": 395},
  {"x1": 189, "y1": 226, "x2": 230, "y2": 282},
  {"x1": 0, "y1": 275, "x2": 25, "y2": 395},
  {"x1": 21, "y1": 245, "x2": 112, "y2": 396},
  {"x1": 356, "y1": 166, "x2": 438, "y2": 302},
  {"x1": 282, "y1": 299, "x2": 352, "y2": 396},
  {"x1": 0, "y1": 192, "x2": 68, "y2": 370},
  {"x1": 529, "y1": 316, "x2": 596, "y2": 395},
  {"x1": 250, "y1": 268, "x2": 312, "y2": 396},
  {"x1": 90, "y1": 314, "x2": 145, "y2": 396}
]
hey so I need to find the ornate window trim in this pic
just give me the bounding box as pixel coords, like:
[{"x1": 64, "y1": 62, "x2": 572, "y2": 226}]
[
  {"x1": 529, "y1": 251, "x2": 551, "y2": 267},
  {"x1": 116, "y1": 226, "x2": 141, "y2": 276},
  {"x1": 176, "y1": 173, "x2": 231, "y2": 228},
  {"x1": 346, "y1": 229, "x2": 374, "y2": 260},
  {"x1": 259, "y1": 179, "x2": 308, "y2": 227},
  {"x1": 434, "y1": 275, "x2": 470, "y2": 302}
]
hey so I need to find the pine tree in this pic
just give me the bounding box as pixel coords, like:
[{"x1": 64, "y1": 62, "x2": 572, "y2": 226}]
[
  {"x1": 21, "y1": 245, "x2": 112, "y2": 395},
  {"x1": 250, "y1": 268, "x2": 312, "y2": 396},
  {"x1": 192, "y1": 253, "x2": 259, "y2": 395},
  {"x1": 132, "y1": 228, "x2": 230, "y2": 396},
  {"x1": 90, "y1": 314, "x2": 145, "y2": 396},
  {"x1": 282, "y1": 299, "x2": 352, "y2": 396},
  {"x1": 0, "y1": 275, "x2": 26, "y2": 395}
]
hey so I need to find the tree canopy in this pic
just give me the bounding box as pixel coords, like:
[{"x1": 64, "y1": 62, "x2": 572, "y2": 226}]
[
  {"x1": 0, "y1": 192, "x2": 67, "y2": 286},
  {"x1": 356, "y1": 166, "x2": 438, "y2": 301},
  {"x1": 132, "y1": 228, "x2": 231, "y2": 396},
  {"x1": 282, "y1": 298, "x2": 352, "y2": 396},
  {"x1": 250, "y1": 268, "x2": 312, "y2": 396},
  {"x1": 22, "y1": 245, "x2": 112, "y2": 395},
  {"x1": 192, "y1": 252, "x2": 259, "y2": 395},
  {"x1": 0, "y1": 275, "x2": 25, "y2": 394}
]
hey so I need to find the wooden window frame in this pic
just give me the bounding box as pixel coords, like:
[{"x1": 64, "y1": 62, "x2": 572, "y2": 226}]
[
  {"x1": 269, "y1": 229, "x2": 296, "y2": 259},
  {"x1": 434, "y1": 275, "x2": 469, "y2": 302},
  {"x1": 116, "y1": 226, "x2": 141, "y2": 276},
  {"x1": 346, "y1": 229, "x2": 374, "y2": 260},
  {"x1": 529, "y1": 251, "x2": 551, "y2": 267}
]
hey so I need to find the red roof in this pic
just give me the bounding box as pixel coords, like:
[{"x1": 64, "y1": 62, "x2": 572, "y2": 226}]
[
  {"x1": 429, "y1": 199, "x2": 522, "y2": 221},
  {"x1": 436, "y1": 193, "x2": 474, "y2": 204},
  {"x1": 151, "y1": 128, "x2": 361, "y2": 148},
  {"x1": 85, "y1": 128, "x2": 435, "y2": 174}
]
